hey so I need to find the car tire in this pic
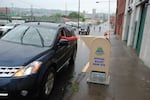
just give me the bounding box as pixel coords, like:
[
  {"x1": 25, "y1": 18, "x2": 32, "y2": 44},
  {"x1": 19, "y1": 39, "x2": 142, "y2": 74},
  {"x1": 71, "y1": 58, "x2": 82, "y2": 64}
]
[
  {"x1": 79, "y1": 31, "x2": 81, "y2": 35},
  {"x1": 85, "y1": 32, "x2": 88, "y2": 35},
  {"x1": 69, "y1": 48, "x2": 77, "y2": 64},
  {"x1": 87, "y1": 32, "x2": 89, "y2": 35},
  {"x1": 40, "y1": 67, "x2": 55, "y2": 100}
]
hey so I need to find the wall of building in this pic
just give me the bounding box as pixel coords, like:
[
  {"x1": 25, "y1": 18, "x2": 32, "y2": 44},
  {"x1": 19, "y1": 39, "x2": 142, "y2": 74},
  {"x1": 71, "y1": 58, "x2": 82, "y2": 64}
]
[
  {"x1": 122, "y1": 0, "x2": 150, "y2": 68},
  {"x1": 122, "y1": 0, "x2": 149, "y2": 49},
  {"x1": 140, "y1": 1, "x2": 150, "y2": 68},
  {"x1": 122, "y1": 0, "x2": 130, "y2": 41},
  {"x1": 122, "y1": 0, "x2": 136, "y2": 44},
  {"x1": 132, "y1": 6, "x2": 142, "y2": 49},
  {"x1": 115, "y1": 0, "x2": 126, "y2": 38},
  {"x1": 127, "y1": 4, "x2": 136, "y2": 46}
]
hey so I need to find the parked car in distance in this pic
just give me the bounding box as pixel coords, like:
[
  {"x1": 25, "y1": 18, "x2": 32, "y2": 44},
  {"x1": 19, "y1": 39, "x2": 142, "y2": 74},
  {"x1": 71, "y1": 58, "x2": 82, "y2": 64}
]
[
  {"x1": 79, "y1": 24, "x2": 90, "y2": 35},
  {"x1": 0, "y1": 23, "x2": 20, "y2": 36},
  {"x1": 0, "y1": 22, "x2": 77, "y2": 99},
  {"x1": 65, "y1": 21, "x2": 78, "y2": 31}
]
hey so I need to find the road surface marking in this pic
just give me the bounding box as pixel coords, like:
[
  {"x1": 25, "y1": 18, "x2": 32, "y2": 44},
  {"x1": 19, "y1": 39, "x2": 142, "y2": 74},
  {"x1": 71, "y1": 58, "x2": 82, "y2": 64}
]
[{"x1": 82, "y1": 62, "x2": 89, "y2": 72}]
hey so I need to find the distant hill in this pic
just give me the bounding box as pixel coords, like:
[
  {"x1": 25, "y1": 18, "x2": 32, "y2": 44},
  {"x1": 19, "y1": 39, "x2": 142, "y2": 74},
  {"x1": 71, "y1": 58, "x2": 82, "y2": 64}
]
[{"x1": 11, "y1": 7, "x2": 75, "y2": 17}]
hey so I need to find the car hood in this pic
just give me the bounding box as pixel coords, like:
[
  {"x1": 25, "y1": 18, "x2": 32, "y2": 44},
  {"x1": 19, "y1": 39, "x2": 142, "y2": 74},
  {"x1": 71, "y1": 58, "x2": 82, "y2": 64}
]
[{"x1": 0, "y1": 40, "x2": 50, "y2": 66}]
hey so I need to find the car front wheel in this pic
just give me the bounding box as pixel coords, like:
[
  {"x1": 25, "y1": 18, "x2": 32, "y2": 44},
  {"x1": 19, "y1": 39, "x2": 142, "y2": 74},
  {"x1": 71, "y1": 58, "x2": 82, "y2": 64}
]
[{"x1": 41, "y1": 67, "x2": 55, "y2": 100}]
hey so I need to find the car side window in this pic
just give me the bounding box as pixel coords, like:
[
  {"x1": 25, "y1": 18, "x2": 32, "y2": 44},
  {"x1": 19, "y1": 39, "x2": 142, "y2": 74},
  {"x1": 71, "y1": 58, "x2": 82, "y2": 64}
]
[
  {"x1": 58, "y1": 29, "x2": 67, "y2": 37},
  {"x1": 64, "y1": 28, "x2": 72, "y2": 37},
  {"x1": 37, "y1": 27, "x2": 56, "y2": 47},
  {"x1": 61, "y1": 29, "x2": 66, "y2": 36}
]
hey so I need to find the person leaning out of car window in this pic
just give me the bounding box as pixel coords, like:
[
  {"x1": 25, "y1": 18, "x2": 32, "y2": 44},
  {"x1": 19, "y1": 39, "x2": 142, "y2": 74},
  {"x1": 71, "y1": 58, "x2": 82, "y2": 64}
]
[{"x1": 58, "y1": 31, "x2": 77, "y2": 41}]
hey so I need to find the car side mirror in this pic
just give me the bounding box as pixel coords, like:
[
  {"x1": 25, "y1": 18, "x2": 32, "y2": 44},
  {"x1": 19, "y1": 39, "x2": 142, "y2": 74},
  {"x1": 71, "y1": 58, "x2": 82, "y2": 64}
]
[{"x1": 59, "y1": 39, "x2": 69, "y2": 46}]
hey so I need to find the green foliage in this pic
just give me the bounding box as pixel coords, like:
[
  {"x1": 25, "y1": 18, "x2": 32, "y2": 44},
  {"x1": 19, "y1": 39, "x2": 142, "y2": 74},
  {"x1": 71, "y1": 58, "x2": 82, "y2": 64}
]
[
  {"x1": 68, "y1": 12, "x2": 79, "y2": 18},
  {"x1": 80, "y1": 14, "x2": 85, "y2": 22},
  {"x1": 68, "y1": 12, "x2": 85, "y2": 22},
  {"x1": 54, "y1": 13, "x2": 61, "y2": 18}
]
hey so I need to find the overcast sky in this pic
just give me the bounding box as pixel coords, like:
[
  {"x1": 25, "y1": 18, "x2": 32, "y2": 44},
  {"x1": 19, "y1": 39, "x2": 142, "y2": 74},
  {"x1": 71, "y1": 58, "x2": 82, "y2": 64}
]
[{"x1": 0, "y1": 0, "x2": 117, "y2": 13}]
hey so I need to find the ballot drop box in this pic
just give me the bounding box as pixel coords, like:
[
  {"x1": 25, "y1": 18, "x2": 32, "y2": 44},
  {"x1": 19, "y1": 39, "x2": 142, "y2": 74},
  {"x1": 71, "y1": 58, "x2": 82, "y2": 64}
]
[{"x1": 80, "y1": 36, "x2": 111, "y2": 85}]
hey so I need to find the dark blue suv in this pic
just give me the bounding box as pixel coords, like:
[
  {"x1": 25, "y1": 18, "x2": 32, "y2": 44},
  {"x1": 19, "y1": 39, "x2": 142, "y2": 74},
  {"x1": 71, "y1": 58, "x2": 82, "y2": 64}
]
[{"x1": 0, "y1": 22, "x2": 77, "y2": 99}]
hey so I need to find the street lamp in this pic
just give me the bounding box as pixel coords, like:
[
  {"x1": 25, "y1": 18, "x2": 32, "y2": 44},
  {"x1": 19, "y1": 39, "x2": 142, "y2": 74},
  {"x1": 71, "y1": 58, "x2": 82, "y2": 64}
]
[
  {"x1": 108, "y1": 0, "x2": 110, "y2": 38},
  {"x1": 96, "y1": 0, "x2": 110, "y2": 38},
  {"x1": 65, "y1": 0, "x2": 67, "y2": 16}
]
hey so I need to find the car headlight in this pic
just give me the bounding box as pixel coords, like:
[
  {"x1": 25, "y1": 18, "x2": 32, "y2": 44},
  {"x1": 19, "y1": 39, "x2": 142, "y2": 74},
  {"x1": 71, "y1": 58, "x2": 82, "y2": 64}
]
[{"x1": 13, "y1": 61, "x2": 42, "y2": 77}]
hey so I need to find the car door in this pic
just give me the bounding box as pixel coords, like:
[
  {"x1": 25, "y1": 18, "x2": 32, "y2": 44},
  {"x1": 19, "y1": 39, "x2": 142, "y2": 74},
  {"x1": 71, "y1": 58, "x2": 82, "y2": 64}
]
[
  {"x1": 54, "y1": 28, "x2": 69, "y2": 70},
  {"x1": 64, "y1": 28, "x2": 74, "y2": 59}
]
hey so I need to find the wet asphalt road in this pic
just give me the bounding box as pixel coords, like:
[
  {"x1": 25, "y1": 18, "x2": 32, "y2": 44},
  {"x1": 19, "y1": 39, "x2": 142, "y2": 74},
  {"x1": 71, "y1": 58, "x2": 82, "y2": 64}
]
[
  {"x1": 1, "y1": 22, "x2": 149, "y2": 100},
  {"x1": 0, "y1": 23, "x2": 106, "y2": 100},
  {"x1": 48, "y1": 22, "x2": 150, "y2": 100},
  {"x1": 46, "y1": 23, "x2": 109, "y2": 100},
  {"x1": 47, "y1": 32, "x2": 90, "y2": 100}
]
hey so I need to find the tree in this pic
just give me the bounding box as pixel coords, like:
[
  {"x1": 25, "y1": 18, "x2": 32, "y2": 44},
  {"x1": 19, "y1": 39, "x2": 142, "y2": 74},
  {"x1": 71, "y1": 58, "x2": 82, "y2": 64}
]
[
  {"x1": 54, "y1": 13, "x2": 61, "y2": 18},
  {"x1": 51, "y1": 13, "x2": 62, "y2": 23},
  {"x1": 80, "y1": 14, "x2": 85, "y2": 22},
  {"x1": 68, "y1": 12, "x2": 79, "y2": 18},
  {"x1": 68, "y1": 12, "x2": 85, "y2": 22}
]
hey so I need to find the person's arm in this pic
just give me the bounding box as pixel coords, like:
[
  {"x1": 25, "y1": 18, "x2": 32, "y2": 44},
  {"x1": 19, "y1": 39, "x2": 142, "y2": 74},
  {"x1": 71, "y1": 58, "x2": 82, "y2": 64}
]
[{"x1": 61, "y1": 36, "x2": 77, "y2": 41}]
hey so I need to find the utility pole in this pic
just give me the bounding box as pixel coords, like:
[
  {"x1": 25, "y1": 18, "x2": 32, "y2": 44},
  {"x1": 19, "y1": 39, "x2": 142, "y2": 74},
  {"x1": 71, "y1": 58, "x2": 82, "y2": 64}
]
[
  {"x1": 11, "y1": 3, "x2": 14, "y2": 15},
  {"x1": 78, "y1": 0, "x2": 80, "y2": 29},
  {"x1": 108, "y1": 0, "x2": 110, "y2": 38},
  {"x1": 10, "y1": 3, "x2": 14, "y2": 22},
  {"x1": 30, "y1": 5, "x2": 33, "y2": 21},
  {"x1": 96, "y1": 0, "x2": 111, "y2": 38},
  {"x1": 65, "y1": 0, "x2": 67, "y2": 16},
  {"x1": 5, "y1": 7, "x2": 9, "y2": 22}
]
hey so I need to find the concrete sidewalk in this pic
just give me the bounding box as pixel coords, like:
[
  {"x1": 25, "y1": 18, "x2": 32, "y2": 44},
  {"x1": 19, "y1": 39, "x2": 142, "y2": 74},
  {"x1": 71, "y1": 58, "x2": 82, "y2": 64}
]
[{"x1": 64, "y1": 33, "x2": 150, "y2": 100}]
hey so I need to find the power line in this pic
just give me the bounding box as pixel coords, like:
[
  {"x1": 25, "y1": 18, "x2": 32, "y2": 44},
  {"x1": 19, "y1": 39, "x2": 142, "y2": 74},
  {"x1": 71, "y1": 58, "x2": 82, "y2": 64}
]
[{"x1": 17, "y1": 0, "x2": 32, "y2": 5}]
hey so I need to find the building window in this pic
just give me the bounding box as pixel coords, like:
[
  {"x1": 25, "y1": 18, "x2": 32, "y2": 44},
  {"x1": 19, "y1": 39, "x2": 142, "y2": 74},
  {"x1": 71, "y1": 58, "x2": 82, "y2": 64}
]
[
  {"x1": 128, "y1": 0, "x2": 134, "y2": 5},
  {"x1": 128, "y1": 0, "x2": 131, "y2": 5}
]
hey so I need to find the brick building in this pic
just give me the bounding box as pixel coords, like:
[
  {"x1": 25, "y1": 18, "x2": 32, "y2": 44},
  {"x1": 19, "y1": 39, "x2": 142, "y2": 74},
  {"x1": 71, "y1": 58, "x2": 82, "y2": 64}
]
[
  {"x1": 0, "y1": 8, "x2": 11, "y2": 16},
  {"x1": 115, "y1": 0, "x2": 126, "y2": 38}
]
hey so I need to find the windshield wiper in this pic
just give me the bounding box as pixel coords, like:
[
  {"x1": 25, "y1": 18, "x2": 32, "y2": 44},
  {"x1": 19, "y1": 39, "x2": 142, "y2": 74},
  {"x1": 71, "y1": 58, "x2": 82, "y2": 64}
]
[
  {"x1": 21, "y1": 27, "x2": 30, "y2": 44},
  {"x1": 36, "y1": 29, "x2": 44, "y2": 47}
]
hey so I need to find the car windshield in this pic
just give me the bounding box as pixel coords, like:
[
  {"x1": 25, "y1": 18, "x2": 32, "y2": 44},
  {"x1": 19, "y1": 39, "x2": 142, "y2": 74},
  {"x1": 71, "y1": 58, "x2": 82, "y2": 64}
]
[
  {"x1": 81, "y1": 25, "x2": 87, "y2": 29},
  {"x1": 1, "y1": 25, "x2": 57, "y2": 47}
]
